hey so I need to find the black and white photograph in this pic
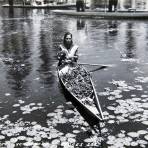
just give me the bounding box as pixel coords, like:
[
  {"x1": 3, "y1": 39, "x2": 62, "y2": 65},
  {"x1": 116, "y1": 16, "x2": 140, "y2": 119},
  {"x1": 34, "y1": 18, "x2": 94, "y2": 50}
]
[{"x1": 0, "y1": 0, "x2": 148, "y2": 147}]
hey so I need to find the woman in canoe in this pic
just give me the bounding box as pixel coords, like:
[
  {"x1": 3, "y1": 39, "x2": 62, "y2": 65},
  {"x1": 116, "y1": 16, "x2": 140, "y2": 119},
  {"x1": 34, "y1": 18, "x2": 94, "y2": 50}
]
[{"x1": 57, "y1": 32, "x2": 79, "y2": 66}]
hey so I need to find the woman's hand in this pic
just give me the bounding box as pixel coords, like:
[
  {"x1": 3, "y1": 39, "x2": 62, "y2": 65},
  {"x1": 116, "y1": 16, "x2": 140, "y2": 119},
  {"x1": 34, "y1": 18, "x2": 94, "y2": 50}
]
[{"x1": 65, "y1": 59, "x2": 72, "y2": 64}]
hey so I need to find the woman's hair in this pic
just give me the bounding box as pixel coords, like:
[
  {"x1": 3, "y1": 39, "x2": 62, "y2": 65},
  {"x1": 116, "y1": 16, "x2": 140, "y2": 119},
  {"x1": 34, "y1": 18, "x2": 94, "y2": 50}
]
[{"x1": 63, "y1": 32, "x2": 73, "y2": 47}]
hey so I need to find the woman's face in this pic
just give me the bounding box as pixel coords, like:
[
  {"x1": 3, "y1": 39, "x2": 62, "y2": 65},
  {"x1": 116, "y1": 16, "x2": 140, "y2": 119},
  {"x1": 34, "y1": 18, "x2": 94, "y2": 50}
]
[{"x1": 65, "y1": 34, "x2": 72, "y2": 45}]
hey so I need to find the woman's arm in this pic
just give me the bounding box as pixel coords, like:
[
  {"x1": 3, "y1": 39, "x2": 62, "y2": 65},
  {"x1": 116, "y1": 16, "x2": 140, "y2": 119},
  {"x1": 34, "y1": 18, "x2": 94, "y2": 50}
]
[
  {"x1": 57, "y1": 46, "x2": 67, "y2": 65},
  {"x1": 71, "y1": 47, "x2": 78, "y2": 62}
]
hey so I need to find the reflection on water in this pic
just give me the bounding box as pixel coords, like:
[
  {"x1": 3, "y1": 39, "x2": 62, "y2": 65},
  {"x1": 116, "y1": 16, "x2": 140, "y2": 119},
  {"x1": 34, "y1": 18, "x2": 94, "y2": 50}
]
[
  {"x1": 38, "y1": 26, "x2": 55, "y2": 87},
  {"x1": 1, "y1": 10, "x2": 32, "y2": 98},
  {"x1": 8, "y1": 7, "x2": 14, "y2": 18},
  {"x1": 77, "y1": 19, "x2": 85, "y2": 30},
  {"x1": 108, "y1": 20, "x2": 118, "y2": 36},
  {"x1": 125, "y1": 23, "x2": 136, "y2": 58},
  {"x1": 0, "y1": 8, "x2": 148, "y2": 147}
]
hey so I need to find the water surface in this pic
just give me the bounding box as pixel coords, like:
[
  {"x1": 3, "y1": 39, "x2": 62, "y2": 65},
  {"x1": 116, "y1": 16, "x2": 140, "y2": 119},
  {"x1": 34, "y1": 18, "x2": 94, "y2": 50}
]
[{"x1": 0, "y1": 7, "x2": 148, "y2": 147}]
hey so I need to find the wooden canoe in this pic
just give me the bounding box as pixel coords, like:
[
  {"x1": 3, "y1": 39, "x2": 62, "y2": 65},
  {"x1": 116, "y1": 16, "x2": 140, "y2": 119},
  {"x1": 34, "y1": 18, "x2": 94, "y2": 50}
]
[{"x1": 57, "y1": 64, "x2": 104, "y2": 122}]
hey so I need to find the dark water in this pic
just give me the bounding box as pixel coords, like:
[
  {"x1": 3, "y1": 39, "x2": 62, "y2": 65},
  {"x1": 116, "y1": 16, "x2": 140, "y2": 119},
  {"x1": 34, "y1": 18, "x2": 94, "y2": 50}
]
[{"x1": 0, "y1": 7, "x2": 148, "y2": 147}]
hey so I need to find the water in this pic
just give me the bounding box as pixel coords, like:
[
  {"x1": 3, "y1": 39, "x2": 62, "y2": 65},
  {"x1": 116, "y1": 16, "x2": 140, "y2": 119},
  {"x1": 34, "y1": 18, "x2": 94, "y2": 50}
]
[{"x1": 0, "y1": 7, "x2": 148, "y2": 147}]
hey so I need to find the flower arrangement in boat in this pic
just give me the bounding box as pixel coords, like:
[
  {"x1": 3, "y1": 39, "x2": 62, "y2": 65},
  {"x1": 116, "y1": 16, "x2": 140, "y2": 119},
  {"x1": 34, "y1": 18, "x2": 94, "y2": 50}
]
[{"x1": 61, "y1": 65, "x2": 94, "y2": 105}]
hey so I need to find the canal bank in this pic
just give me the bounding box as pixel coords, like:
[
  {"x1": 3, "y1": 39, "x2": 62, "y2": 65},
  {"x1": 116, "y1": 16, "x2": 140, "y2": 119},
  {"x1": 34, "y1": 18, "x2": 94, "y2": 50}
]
[
  {"x1": 2, "y1": 4, "x2": 75, "y2": 9},
  {"x1": 52, "y1": 10, "x2": 148, "y2": 19}
]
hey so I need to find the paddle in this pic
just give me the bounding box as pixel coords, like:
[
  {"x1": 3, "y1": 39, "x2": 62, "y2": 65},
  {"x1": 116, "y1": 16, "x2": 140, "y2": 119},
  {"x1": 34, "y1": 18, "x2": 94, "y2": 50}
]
[
  {"x1": 79, "y1": 62, "x2": 115, "y2": 67},
  {"x1": 89, "y1": 65, "x2": 108, "y2": 73},
  {"x1": 90, "y1": 79, "x2": 104, "y2": 121},
  {"x1": 79, "y1": 63, "x2": 115, "y2": 72}
]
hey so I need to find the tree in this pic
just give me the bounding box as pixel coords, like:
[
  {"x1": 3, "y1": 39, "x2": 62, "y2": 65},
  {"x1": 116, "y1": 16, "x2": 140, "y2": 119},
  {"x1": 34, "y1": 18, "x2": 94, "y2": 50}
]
[{"x1": 8, "y1": 0, "x2": 13, "y2": 6}]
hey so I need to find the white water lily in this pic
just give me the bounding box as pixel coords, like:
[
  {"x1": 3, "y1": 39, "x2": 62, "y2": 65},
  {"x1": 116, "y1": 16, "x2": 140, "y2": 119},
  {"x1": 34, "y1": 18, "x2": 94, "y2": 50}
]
[
  {"x1": 73, "y1": 130, "x2": 80, "y2": 134},
  {"x1": 12, "y1": 111, "x2": 17, "y2": 113},
  {"x1": 34, "y1": 136, "x2": 41, "y2": 142},
  {"x1": 47, "y1": 113, "x2": 56, "y2": 117},
  {"x1": 61, "y1": 141, "x2": 70, "y2": 147},
  {"x1": 115, "y1": 95, "x2": 123, "y2": 98},
  {"x1": 54, "y1": 109, "x2": 62, "y2": 113},
  {"x1": 57, "y1": 105, "x2": 64, "y2": 108},
  {"x1": 18, "y1": 136, "x2": 26, "y2": 141},
  {"x1": 144, "y1": 135, "x2": 148, "y2": 140},
  {"x1": 98, "y1": 92, "x2": 110, "y2": 96},
  {"x1": 142, "y1": 103, "x2": 148, "y2": 108},
  {"x1": 131, "y1": 141, "x2": 138, "y2": 146},
  {"x1": 142, "y1": 121, "x2": 148, "y2": 125},
  {"x1": 10, "y1": 138, "x2": 18, "y2": 143},
  {"x1": 60, "y1": 136, "x2": 67, "y2": 142},
  {"x1": 65, "y1": 110, "x2": 74, "y2": 114},
  {"x1": 67, "y1": 137, "x2": 76, "y2": 143},
  {"x1": 5, "y1": 141, "x2": 15, "y2": 148},
  {"x1": 136, "y1": 77, "x2": 148, "y2": 83},
  {"x1": 23, "y1": 142, "x2": 34, "y2": 147},
  {"x1": 137, "y1": 140, "x2": 147, "y2": 145},
  {"x1": 108, "y1": 96, "x2": 115, "y2": 100},
  {"x1": 5, "y1": 93, "x2": 11, "y2": 96},
  {"x1": 108, "y1": 120, "x2": 115, "y2": 124},
  {"x1": 141, "y1": 95, "x2": 148, "y2": 98},
  {"x1": 51, "y1": 139, "x2": 60, "y2": 145},
  {"x1": 33, "y1": 124, "x2": 42, "y2": 130},
  {"x1": 108, "y1": 135, "x2": 116, "y2": 141},
  {"x1": 42, "y1": 142, "x2": 50, "y2": 147},
  {"x1": 84, "y1": 138, "x2": 94, "y2": 143},
  {"x1": 0, "y1": 135, "x2": 5, "y2": 140},
  {"x1": 127, "y1": 132, "x2": 139, "y2": 138},
  {"x1": 117, "y1": 133, "x2": 125, "y2": 138},
  {"x1": 65, "y1": 133, "x2": 76, "y2": 138},
  {"x1": 120, "y1": 119, "x2": 129, "y2": 123},
  {"x1": 132, "y1": 97, "x2": 141, "y2": 101},
  {"x1": 138, "y1": 130, "x2": 148, "y2": 135},
  {"x1": 34, "y1": 77, "x2": 40, "y2": 80},
  {"x1": 18, "y1": 100, "x2": 25, "y2": 104},
  {"x1": 107, "y1": 106, "x2": 116, "y2": 111},
  {"x1": 50, "y1": 133, "x2": 58, "y2": 139},
  {"x1": 128, "y1": 86, "x2": 136, "y2": 90},
  {"x1": 13, "y1": 104, "x2": 20, "y2": 107}
]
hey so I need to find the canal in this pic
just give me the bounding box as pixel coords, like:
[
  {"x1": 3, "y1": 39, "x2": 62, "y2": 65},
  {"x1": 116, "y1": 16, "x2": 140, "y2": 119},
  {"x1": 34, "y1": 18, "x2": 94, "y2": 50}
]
[{"x1": 0, "y1": 7, "x2": 148, "y2": 147}]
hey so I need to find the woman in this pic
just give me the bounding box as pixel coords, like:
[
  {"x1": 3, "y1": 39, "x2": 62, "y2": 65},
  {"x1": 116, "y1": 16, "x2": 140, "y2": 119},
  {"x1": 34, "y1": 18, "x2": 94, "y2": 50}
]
[{"x1": 57, "y1": 32, "x2": 79, "y2": 66}]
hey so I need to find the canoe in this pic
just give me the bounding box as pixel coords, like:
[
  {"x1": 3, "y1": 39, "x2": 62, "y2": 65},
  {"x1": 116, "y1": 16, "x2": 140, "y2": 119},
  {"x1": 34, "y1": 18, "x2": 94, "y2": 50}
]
[{"x1": 57, "y1": 64, "x2": 104, "y2": 121}]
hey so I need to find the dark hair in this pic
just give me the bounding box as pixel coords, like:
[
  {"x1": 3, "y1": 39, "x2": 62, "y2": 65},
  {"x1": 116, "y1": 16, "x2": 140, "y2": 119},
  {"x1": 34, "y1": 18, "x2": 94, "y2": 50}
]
[{"x1": 63, "y1": 32, "x2": 73, "y2": 47}]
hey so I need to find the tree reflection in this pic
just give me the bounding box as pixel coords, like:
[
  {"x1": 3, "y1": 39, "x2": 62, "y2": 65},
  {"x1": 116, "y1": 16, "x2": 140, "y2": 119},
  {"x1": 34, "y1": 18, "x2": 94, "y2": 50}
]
[
  {"x1": 104, "y1": 20, "x2": 118, "y2": 46},
  {"x1": 8, "y1": 7, "x2": 14, "y2": 18},
  {"x1": 1, "y1": 18, "x2": 32, "y2": 97},
  {"x1": 77, "y1": 19, "x2": 85, "y2": 30},
  {"x1": 125, "y1": 23, "x2": 136, "y2": 58},
  {"x1": 108, "y1": 20, "x2": 118, "y2": 36},
  {"x1": 37, "y1": 21, "x2": 55, "y2": 88}
]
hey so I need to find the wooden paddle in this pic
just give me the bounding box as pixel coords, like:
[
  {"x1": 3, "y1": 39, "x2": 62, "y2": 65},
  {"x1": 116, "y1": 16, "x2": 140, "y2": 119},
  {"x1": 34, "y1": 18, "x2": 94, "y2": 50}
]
[
  {"x1": 79, "y1": 63, "x2": 115, "y2": 72},
  {"x1": 79, "y1": 62, "x2": 115, "y2": 67},
  {"x1": 89, "y1": 65, "x2": 108, "y2": 72},
  {"x1": 90, "y1": 79, "x2": 104, "y2": 121}
]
